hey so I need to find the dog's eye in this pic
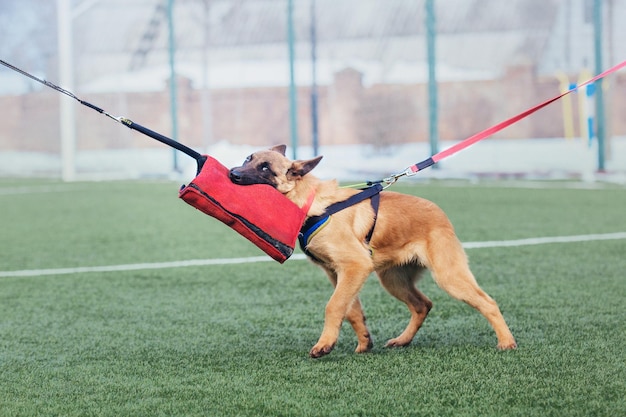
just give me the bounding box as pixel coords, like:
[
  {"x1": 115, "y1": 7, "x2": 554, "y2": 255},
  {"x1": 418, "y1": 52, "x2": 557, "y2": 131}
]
[
  {"x1": 260, "y1": 163, "x2": 270, "y2": 172},
  {"x1": 244, "y1": 155, "x2": 252, "y2": 164}
]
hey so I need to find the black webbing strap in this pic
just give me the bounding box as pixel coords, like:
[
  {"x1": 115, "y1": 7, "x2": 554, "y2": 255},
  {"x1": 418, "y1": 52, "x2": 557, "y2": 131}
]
[
  {"x1": 324, "y1": 183, "x2": 383, "y2": 217},
  {"x1": 299, "y1": 183, "x2": 383, "y2": 256},
  {"x1": 364, "y1": 191, "x2": 380, "y2": 247}
]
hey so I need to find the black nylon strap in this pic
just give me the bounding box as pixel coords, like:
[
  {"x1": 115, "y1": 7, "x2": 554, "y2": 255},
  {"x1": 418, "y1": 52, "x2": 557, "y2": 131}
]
[
  {"x1": 416, "y1": 157, "x2": 435, "y2": 171},
  {"x1": 364, "y1": 191, "x2": 380, "y2": 245},
  {"x1": 121, "y1": 119, "x2": 206, "y2": 173},
  {"x1": 323, "y1": 183, "x2": 383, "y2": 217},
  {"x1": 79, "y1": 100, "x2": 105, "y2": 114},
  {"x1": 299, "y1": 183, "x2": 383, "y2": 257},
  {"x1": 121, "y1": 119, "x2": 203, "y2": 161}
]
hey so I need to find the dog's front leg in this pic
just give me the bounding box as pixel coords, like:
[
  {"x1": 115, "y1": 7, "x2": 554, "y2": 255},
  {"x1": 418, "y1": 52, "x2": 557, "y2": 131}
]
[
  {"x1": 321, "y1": 267, "x2": 373, "y2": 354},
  {"x1": 310, "y1": 266, "x2": 370, "y2": 358},
  {"x1": 345, "y1": 297, "x2": 374, "y2": 353}
]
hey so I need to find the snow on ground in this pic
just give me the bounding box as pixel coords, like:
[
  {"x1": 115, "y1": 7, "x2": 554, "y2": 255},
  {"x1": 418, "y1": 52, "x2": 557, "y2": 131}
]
[
  {"x1": 1, "y1": 137, "x2": 625, "y2": 185},
  {"x1": 80, "y1": 59, "x2": 498, "y2": 93}
]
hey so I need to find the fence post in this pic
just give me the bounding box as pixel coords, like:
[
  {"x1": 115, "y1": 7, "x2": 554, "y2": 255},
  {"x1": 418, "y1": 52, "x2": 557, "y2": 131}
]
[
  {"x1": 167, "y1": 0, "x2": 179, "y2": 172},
  {"x1": 310, "y1": 0, "x2": 319, "y2": 157},
  {"x1": 287, "y1": 0, "x2": 298, "y2": 159},
  {"x1": 593, "y1": 0, "x2": 606, "y2": 172},
  {"x1": 57, "y1": 0, "x2": 76, "y2": 181},
  {"x1": 425, "y1": 0, "x2": 439, "y2": 164}
]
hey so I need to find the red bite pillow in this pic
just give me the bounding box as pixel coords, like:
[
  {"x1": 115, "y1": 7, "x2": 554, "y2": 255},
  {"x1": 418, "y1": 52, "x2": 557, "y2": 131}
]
[{"x1": 179, "y1": 156, "x2": 309, "y2": 263}]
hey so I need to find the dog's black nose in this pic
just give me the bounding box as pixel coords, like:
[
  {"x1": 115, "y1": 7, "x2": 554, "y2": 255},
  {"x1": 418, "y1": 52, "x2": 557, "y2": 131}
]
[{"x1": 229, "y1": 168, "x2": 242, "y2": 183}]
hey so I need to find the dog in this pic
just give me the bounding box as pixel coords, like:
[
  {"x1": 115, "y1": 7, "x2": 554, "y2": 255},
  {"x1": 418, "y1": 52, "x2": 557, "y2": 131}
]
[{"x1": 229, "y1": 145, "x2": 517, "y2": 358}]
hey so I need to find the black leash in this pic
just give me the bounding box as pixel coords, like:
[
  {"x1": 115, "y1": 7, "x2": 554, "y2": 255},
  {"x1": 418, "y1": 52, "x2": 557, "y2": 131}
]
[{"x1": 0, "y1": 59, "x2": 206, "y2": 174}]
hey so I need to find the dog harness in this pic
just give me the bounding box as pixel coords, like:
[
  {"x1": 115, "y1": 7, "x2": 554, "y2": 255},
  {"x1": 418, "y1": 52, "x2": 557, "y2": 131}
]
[{"x1": 298, "y1": 183, "x2": 383, "y2": 260}]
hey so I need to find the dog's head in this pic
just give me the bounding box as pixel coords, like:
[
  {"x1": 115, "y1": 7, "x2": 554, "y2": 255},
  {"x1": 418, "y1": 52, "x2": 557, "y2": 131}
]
[{"x1": 229, "y1": 144, "x2": 322, "y2": 194}]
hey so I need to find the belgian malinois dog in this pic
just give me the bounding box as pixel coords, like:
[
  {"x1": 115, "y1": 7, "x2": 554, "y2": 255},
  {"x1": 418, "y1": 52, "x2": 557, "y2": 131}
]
[{"x1": 229, "y1": 145, "x2": 517, "y2": 358}]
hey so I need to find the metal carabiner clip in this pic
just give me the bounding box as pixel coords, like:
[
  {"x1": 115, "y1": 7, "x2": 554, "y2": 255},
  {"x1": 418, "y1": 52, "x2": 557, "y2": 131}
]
[{"x1": 381, "y1": 172, "x2": 404, "y2": 189}]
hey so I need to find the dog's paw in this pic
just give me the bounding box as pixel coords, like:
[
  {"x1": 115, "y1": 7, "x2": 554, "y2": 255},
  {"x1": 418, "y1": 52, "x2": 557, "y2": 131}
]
[
  {"x1": 355, "y1": 334, "x2": 374, "y2": 353},
  {"x1": 497, "y1": 340, "x2": 518, "y2": 350},
  {"x1": 309, "y1": 343, "x2": 336, "y2": 358},
  {"x1": 384, "y1": 337, "x2": 411, "y2": 348}
]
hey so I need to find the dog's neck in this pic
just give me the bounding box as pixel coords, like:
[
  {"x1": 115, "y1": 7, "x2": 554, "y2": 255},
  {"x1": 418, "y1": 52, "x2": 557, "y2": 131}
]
[{"x1": 285, "y1": 174, "x2": 361, "y2": 217}]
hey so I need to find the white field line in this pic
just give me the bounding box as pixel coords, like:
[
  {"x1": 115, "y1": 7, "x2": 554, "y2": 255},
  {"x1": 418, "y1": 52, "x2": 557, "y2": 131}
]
[
  {"x1": 462, "y1": 232, "x2": 626, "y2": 248},
  {"x1": 0, "y1": 185, "x2": 86, "y2": 196},
  {"x1": 1, "y1": 232, "x2": 625, "y2": 278}
]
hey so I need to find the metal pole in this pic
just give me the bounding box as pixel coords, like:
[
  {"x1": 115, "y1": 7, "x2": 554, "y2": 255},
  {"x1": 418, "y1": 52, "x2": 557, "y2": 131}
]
[
  {"x1": 58, "y1": 0, "x2": 76, "y2": 181},
  {"x1": 425, "y1": 0, "x2": 439, "y2": 165},
  {"x1": 167, "y1": 0, "x2": 179, "y2": 171},
  {"x1": 200, "y1": 0, "x2": 214, "y2": 153},
  {"x1": 593, "y1": 0, "x2": 606, "y2": 172},
  {"x1": 287, "y1": 0, "x2": 298, "y2": 160},
  {"x1": 310, "y1": 0, "x2": 319, "y2": 157}
]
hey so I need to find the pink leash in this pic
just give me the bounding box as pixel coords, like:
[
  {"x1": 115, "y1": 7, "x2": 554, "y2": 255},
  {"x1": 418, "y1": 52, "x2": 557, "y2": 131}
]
[{"x1": 382, "y1": 60, "x2": 626, "y2": 184}]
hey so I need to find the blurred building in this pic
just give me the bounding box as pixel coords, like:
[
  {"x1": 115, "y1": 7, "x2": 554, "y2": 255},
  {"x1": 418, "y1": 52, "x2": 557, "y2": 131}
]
[{"x1": 1, "y1": 0, "x2": 625, "y2": 152}]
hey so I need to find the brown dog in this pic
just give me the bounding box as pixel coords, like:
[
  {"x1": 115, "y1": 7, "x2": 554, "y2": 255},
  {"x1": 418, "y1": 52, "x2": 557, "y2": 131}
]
[{"x1": 229, "y1": 145, "x2": 517, "y2": 358}]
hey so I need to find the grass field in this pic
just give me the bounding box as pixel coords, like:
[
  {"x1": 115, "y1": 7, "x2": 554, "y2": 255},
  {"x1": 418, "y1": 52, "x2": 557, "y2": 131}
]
[{"x1": 0, "y1": 178, "x2": 625, "y2": 416}]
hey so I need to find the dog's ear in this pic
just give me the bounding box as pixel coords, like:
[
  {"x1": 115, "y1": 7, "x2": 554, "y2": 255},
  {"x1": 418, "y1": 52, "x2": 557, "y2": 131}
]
[
  {"x1": 287, "y1": 156, "x2": 323, "y2": 178},
  {"x1": 270, "y1": 144, "x2": 287, "y2": 156}
]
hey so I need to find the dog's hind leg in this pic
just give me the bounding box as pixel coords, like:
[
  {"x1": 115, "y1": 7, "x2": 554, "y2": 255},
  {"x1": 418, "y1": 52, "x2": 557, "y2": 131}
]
[
  {"x1": 426, "y1": 231, "x2": 517, "y2": 350},
  {"x1": 322, "y1": 267, "x2": 373, "y2": 354},
  {"x1": 376, "y1": 263, "x2": 432, "y2": 348}
]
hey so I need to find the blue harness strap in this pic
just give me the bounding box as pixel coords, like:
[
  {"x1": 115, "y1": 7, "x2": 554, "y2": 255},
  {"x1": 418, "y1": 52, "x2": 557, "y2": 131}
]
[
  {"x1": 298, "y1": 183, "x2": 383, "y2": 258},
  {"x1": 298, "y1": 215, "x2": 331, "y2": 249}
]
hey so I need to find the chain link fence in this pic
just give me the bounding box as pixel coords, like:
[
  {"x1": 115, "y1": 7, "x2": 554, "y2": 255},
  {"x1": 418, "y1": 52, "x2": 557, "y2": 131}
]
[{"x1": 1, "y1": 0, "x2": 625, "y2": 180}]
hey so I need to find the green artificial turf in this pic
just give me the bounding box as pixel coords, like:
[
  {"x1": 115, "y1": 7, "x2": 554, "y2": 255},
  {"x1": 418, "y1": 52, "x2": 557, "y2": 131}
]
[{"x1": 0, "y1": 179, "x2": 624, "y2": 416}]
